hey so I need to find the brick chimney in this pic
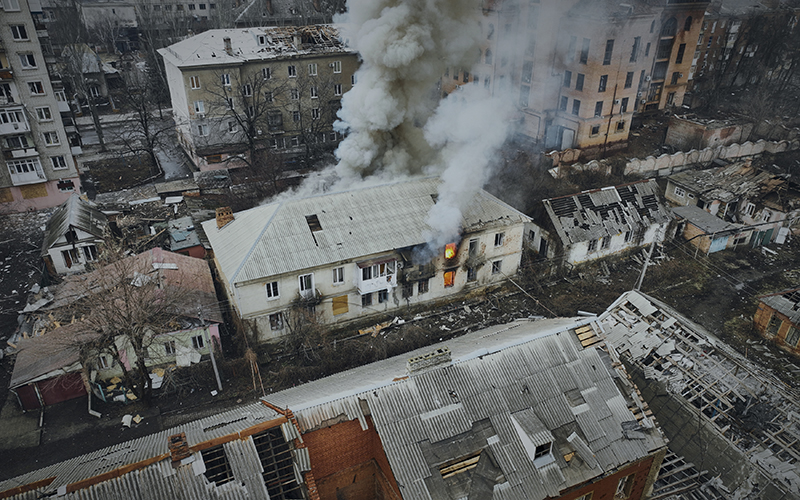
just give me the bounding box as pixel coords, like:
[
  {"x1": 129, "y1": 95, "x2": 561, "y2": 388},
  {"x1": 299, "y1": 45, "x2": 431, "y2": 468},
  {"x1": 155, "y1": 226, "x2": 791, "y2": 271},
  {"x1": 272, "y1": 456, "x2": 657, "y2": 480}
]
[
  {"x1": 223, "y1": 36, "x2": 232, "y2": 56},
  {"x1": 407, "y1": 347, "x2": 452, "y2": 374},
  {"x1": 168, "y1": 432, "x2": 191, "y2": 466},
  {"x1": 216, "y1": 206, "x2": 234, "y2": 228}
]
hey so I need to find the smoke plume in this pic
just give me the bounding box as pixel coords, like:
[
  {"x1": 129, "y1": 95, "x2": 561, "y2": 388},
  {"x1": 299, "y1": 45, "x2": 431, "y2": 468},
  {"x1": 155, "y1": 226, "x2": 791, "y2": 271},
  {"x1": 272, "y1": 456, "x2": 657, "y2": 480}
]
[{"x1": 332, "y1": 0, "x2": 514, "y2": 253}]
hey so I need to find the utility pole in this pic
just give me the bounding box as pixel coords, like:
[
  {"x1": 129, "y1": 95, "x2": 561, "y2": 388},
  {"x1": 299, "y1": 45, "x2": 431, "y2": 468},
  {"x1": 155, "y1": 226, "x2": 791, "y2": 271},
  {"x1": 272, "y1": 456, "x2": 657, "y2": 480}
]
[
  {"x1": 198, "y1": 304, "x2": 223, "y2": 392},
  {"x1": 635, "y1": 226, "x2": 662, "y2": 291}
]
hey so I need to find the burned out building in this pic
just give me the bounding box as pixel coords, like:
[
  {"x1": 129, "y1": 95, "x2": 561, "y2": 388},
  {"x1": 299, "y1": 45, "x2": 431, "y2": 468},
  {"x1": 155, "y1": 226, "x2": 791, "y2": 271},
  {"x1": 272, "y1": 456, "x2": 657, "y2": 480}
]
[
  {"x1": 665, "y1": 162, "x2": 797, "y2": 247},
  {"x1": 202, "y1": 177, "x2": 531, "y2": 342},
  {"x1": 755, "y1": 287, "x2": 800, "y2": 357},
  {"x1": 540, "y1": 179, "x2": 674, "y2": 267}
]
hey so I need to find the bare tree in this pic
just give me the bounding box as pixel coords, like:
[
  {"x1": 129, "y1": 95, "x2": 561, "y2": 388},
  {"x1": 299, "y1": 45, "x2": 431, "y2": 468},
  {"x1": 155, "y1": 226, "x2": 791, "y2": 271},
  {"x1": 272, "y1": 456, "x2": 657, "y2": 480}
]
[
  {"x1": 109, "y1": 69, "x2": 173, "y2": 176},
  {"x1": 60, "y1": 44, "x2": 107, "y2": 150},
  {"x1": 286, "y1": 72, "x2": 342, "y2": 165},
  {"x1": 54, "y1": 244, "x2": 205, "y2": 405}
]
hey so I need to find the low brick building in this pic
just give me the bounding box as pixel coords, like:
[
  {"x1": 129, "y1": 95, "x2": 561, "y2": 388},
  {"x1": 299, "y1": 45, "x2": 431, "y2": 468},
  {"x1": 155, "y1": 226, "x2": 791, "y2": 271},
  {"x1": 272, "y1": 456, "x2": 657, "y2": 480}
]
[{"x1": 755, "y1": 287, "x2": 800, "y2": 356}]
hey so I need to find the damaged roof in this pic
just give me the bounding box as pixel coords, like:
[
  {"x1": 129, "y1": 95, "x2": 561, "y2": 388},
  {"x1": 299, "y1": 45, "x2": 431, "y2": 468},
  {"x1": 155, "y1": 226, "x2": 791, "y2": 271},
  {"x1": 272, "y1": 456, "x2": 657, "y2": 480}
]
[
  {"x1": 9, "y1": 322, "x2": 86, "y2": 389},
  {"x1": 672, "y1": 205, "x2": 746, "y2": 234},
  {"x1": 668, "y1": 163, "x2": 785, "y2": 203},
  {"x1": 543, "y1": 179, "x2": 673, "y2": 246},
  {"x1": 203, "y1": 177, "x2": 531, "y2": 285},
  {"x1": 265, "y1": 316, "x2": 667, "y2": 500},
  {"x1": 159, "y1": 24, "x2": 351, "y2": 68},
  {"x1": 45, "y1": 248, "x2": 222, "y2": 323},
  {"x1": 760, "y1": 287, "x2": 800, "y2": 325},
  {"x1": 0, "y1": 402, "x2": 285, "y2": 499},
  {"x1": 599, "y1": 290, "x2": 800, "y2": 498},
  {"x1": 41, "y1": 194, "x2": 107, "y2": 254}
]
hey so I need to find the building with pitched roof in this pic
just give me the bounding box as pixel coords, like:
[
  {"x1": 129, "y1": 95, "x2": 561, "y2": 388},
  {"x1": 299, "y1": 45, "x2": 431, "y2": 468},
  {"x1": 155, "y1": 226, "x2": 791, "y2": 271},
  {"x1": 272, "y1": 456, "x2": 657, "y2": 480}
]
[
  {"x1": 672, "y1": 204, "x2": 752, "y2": 254},
  {"x1": 665, "y1": 162, "x2": 797, "y2": 247},
  {"x1": 11, "y1": 248, "x2": 222, "y2": 410},
  {"x1": 0, "y1": 312, "x2": 669, "y2": 500},
  {"x1": 541, "y1": 179, "x2": 674, "y2": 266},
  {"x1": 159, "y1": 25, "x2": 358, "y2": 171},
  {"x1": 41, "y1": 193, "x2": 107, "y2": 275},
  {"x1": 755, "y1": 287, "x2": 800, "y2": 357},
  {"x1": 201, "y1": 177, "x2": 532, "y2": 341}
]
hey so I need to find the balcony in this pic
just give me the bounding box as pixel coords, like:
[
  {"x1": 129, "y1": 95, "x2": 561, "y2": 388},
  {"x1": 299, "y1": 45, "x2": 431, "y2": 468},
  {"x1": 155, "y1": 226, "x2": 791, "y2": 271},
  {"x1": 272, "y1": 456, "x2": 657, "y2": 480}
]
[
  {"x1": 9, "y1": 164, "x2": 46, "y2": 186},
  {"x1": 4, "y1": 147, "x2": 38, "y2": 159},
  {"x1": 0, "y1": 69, "x2": 12, "y2": 81},
  {"x1": 0, "y1": 118, "x2": 30, "y2": 136},
  {"x1": 70, "y1": 145, "x2": 82, "y2": 155}
]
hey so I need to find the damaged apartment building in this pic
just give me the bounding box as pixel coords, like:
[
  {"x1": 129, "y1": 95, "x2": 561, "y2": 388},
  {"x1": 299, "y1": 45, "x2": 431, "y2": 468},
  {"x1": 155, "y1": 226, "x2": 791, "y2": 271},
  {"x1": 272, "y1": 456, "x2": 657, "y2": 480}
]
[
  {"x1": 159, "y1": 25, "x2": 358, "y2": 171},
  {"x1": 539, "y1": 179, "x2": 674, "y2": 267},
  {"x1": 202, "y1": 177, "x2": 531, "y2": 341},
  {"x1": 446, "y1": 0, "x2": 708, "y2": 155},
  {"x1": 0, "y1": 313, "x2": 669, "y2": 500},
  {"x1": 665, "y1": 162, "x2": 797, "y2": 252}
]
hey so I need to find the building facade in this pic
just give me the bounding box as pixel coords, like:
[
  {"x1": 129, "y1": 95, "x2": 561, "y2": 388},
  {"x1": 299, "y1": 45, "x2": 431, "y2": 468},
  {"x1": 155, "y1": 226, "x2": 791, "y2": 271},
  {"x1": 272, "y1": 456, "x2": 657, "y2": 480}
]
[
  {"x1": 1, "y1": 0, "x2": 81, "y2": 211},
  {"x1": 755, "y1": 287, "x2": 800, "y2": 357},
  {"x1": 445, "y1": 0, "x2": 709, "y2": 155},
  {"x1": 159, "y1": 25, "x2": 358, "y2": 171},
  {"x1": 202, "y1": 178, "x2": 531, "y2": 342}
]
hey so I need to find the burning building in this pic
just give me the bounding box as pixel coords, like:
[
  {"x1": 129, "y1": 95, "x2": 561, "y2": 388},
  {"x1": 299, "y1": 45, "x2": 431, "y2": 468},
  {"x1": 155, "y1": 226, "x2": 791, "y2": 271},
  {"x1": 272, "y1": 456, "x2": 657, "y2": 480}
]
[{"x1": 201, "y1": 177, "x2": 531, "y2": 341}]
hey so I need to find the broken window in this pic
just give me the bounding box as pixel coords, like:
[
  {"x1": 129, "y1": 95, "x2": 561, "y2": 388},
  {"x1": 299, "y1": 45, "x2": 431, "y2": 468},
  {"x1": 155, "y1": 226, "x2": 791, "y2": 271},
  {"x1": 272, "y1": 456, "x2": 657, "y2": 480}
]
[
  {"x1": 616, "y1": 120, "x2": 625, "y2": 132},
  {"x1": 192, "y1": 335, "x2": 205, "y2": 349},
  {"x1": 378, "y1": 289, "x2": 388, "y2": 303},
  {"x1": 98, "y1": 355, "x2": 110, "y2": 369},
  {"x1": 61, "y1": 248, "x2": 80, "y2": 268},
  {"x1": 332, "y1": 295, "x2": 348, "y2": 315},
  {"x1": 467, "y1": 267, "x2": 477, "y2": 281},
  {"x1": 587, "y1": 239, "x2": 597, "y2": 253},
  {"x1": 288, "y1": 65, "x2": 296, "y2": 77},
  {"x1": 577, "y1": 493, "x2": 593, "y2": 500},
  {"x1": 82, "y1": 245, "x2": 97, "y2": 262},
  {"x1": 603, "y1": 39, "x2": 614, "y2": 65},
  {"x1": 621, "y1": 97, "x2": 628, "y2": 113},
  {"x1": 165, "y1": 341, "x2": 176, "y2": 355},
  {"x1": 266, "y1": 281, "x2": 279, "y2": 299},
  {"x1": 744, "y1": 203, "x2": 755, "y2": 217},
  {"x1": 491, "y1": 260, "x2": 502, "y2": 275},
  {"x1": 598, "y1": 75, "x2": 607, "y2": 92},
  {"x1": 418, "y1": 279, "x2": 429, "y2": 294},
  {"x1": 361, "y1": 293, "x2": 372, "y2": 307},
  {"x1": 444, "y1": 270, "x2": 456, "y2": 287},
  {"x1": 269, "y1": 312, "x2": 284, "y2": 330},
  {"x1": 676, "y1": 43, "x2": 686, "y2": 64},
  {"x1": 533, "y1": 442, "x2": 552, "y2": 460},
  {"x1": 559, "y1": 96, "x2": 568, "y2": 111},
  {"x1": 402, "y1": 282, "x2": 414, "y2": 298},
  {"x1": 601, "y1": 237, "x2": 611, "y2": 249},
  {"x1": 253, "y1": 428, "x2": 302, "y2": 499},
  {"x1": 494, "y1": 233, "x2": 505, "y2": 247},
  {"x1": 221, "y1": 73, "x2": 230, "y2": 86},
  {"x1": 332, "y1": 267, "x2": 344, "y2": 284},
  {"x1": 201, "y1": 445, "x2": 234, "y2": 486},
  {"x1": 575, "y1": 73, "x2": 584, "y2": 91},
  {"x1": 563, "y1": 70, "x2": 572, "y2": 88},
  {"x1": 767, "y1": 314, "x2": 783, "y2": 337},
  {"x1": 572, "y1": 99, "x2": 581, "y2": 116},
  {"x1": 580, "y1": 38, "x2": 590, "y2": 64},
  {"x1": 594, "y1": 101, "x2": 603, "y2": 117},
  {"x1": 786, "y1": 327, "x2": 800, "y2": 347},
  {"x1": 299, "y1": 274, "x2": 314, "y2": 294},
  {"x1": 469, "y1": 238, "x2": 479, "y2": 257},
  {"x1": 630, "y1": 36, "x2": 640, "y2": 62},
  {"x1": 615, "y1": 473, "x2": 635, "y2": 499}
]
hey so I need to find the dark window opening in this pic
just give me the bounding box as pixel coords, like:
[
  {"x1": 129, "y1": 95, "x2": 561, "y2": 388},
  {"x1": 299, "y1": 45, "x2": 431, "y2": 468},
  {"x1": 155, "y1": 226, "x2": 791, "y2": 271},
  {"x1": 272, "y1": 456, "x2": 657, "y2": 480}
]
[
  {"x1": 253, "y1": 428, "x2": 304, "y2": 499},
  {"x1": 575, "y1": 73, "x2": 584, "y2": 91},
  {"x1": 201, "y1": 445, "x2": 234, "y2": 486},
  {"x1": 305, "y1": 214, "x2": 322, "y2": 232},
  {"x1": 603, "y1": 39, "x2": 614, "y2": 65}
]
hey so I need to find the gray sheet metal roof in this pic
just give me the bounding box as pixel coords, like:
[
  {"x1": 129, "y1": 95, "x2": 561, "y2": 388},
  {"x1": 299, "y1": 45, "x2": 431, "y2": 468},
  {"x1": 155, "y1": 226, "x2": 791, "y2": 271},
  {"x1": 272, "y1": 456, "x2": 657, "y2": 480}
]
[
  {"x1": 672, "y1": 205, "x2": 744, "y2": 234},
  {"x1": 668, "y1": 163, "x2": 784, "y2": 203},
  {"x1": 202, "y1": 177, "x2": 531, "y2": 285},
  {"x1": 168, "y1": 216, "x2": 203, "y2": 252},
  {"x1": 159, "y1": 25, "x2": 352, "y2": 69},
  {"x1": 41, "y1": 194, "x2": 107, "y2": 255},
  {"x1": 0, "y1": 402, "x2": 283, "y2": 499},
  {"x1": 543, "y1": 179, "x2": 672, "y2": 246},
  {"x1": 760, "y1": 287, "x2": 800, "y2": 324},
  {"x1": 264, "y1": 316, "x2": 666, "y2": 500}
]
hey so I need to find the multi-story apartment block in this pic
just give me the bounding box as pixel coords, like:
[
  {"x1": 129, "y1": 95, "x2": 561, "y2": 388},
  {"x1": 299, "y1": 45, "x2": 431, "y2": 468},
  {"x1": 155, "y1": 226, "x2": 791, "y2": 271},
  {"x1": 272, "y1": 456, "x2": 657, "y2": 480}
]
[
  {"x1": 446, "y1": 0, "x2": 709, "y2": 155},
  {"x1": 1, "y1": 0, "x2": 81, "y2": 212},
  {"x1": 159, "y1": 25, "x2": 357, "y2": 171}
]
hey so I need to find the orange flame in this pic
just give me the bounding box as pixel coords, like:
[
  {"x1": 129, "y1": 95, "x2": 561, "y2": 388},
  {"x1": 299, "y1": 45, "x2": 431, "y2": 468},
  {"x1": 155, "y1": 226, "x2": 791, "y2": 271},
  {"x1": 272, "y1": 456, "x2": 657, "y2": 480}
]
[{"x1": 444, "y1": 243, "x2": 457, "y2": 260}]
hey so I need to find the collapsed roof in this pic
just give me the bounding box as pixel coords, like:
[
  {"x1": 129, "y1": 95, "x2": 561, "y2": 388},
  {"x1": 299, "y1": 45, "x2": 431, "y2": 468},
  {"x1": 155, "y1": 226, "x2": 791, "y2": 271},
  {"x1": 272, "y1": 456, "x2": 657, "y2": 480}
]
[{"x1": 41, "y1": 194, "x2": 107, "y2": 254}]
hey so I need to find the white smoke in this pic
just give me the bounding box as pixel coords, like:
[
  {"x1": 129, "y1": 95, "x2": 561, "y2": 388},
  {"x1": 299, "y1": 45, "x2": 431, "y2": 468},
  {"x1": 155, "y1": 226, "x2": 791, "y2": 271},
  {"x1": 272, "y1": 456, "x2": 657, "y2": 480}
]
[{"x1": 269, "y1": 0, "x2": 515, "y2": 254}]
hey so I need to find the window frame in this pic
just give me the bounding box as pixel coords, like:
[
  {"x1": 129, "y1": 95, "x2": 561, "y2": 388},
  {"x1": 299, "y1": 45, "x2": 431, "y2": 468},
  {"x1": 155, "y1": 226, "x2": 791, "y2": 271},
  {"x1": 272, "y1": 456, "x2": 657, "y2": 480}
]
[
  {"x1": 43, "y1": 131, "x2": 60, "y2": 146},
  {"x1": 265, "y1": 281, "x2": 279, "y2": 299},
  {"x1": 494, "y1": 232, "x2": 505, "y2": 247},
  {"x1": 332, "y1": 266, "x2": 344, "y2": 284},
  {"x1": 189, "y1": 75, "x2": 201, "y2": 89},
  {"x1": 51, "y1": 155, "x2": 68, "y2": 170},
  {"x1": 191, "y1": 334, "x2": 205, "y2": 349},
  {"x1": 10, "y1": 24, "x2": 29, "y2": 40}
]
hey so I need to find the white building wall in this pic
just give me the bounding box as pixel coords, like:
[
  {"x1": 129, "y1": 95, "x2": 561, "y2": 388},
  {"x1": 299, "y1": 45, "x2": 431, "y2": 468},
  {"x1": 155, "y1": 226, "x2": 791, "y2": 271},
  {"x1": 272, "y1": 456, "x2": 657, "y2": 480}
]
[
  {"x1": 232, "y1": 223, "x2": 527, "y2": 342},
  {"x1": 566, "y1": 222, "x2": 669, "y2": 266}
]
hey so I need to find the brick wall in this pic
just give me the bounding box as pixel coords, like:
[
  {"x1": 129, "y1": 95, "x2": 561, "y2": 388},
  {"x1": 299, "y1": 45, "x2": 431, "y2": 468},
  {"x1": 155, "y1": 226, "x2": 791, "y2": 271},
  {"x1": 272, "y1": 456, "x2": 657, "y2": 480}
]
[
  {"x1": 303, "y1": 417, "x2": 400, "y2": 500},
  {"x1": 558, "y1": 455, "x2": 658, "y2": 500}
]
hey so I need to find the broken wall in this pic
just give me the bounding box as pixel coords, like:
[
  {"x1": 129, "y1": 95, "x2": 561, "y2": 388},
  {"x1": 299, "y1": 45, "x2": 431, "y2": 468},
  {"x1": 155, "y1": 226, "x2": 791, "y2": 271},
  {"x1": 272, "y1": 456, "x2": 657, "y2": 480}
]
[{"x1": 665, "y1": 117, "x2": 753, "y2": 150}]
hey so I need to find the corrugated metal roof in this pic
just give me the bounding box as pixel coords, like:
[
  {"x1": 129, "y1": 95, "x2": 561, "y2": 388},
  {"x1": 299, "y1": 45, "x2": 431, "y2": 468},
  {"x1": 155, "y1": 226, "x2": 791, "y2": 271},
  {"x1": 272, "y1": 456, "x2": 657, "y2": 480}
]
[
  {"x1": 672, "y1": 205, "x2": 744, "y2": 234},
  {"x1": 0, "y1": 402, "x2": 283, "y2": 499},
  {"x1": 41, "y1": 194, "x2": 107, "y2": 255},
  {"x1": 543, "y1": 179, "x2": 673, "y2": 246},
  {"x1": 760, "y1": 287, "x2": 800, "y2": 324},
  {"x1": 264, "y1": 316, "x2": 666, "y2": 500},
  {"x1": 202, "y1": 177, "x2": 531, "y2": 285}
]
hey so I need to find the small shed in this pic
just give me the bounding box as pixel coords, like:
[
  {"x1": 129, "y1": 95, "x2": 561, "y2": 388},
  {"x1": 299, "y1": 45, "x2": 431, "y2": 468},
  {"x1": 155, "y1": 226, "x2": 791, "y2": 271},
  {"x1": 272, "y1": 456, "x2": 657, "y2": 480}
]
[{"x1": 41, "y1": 194, "x2": 107, "y2": 276}]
